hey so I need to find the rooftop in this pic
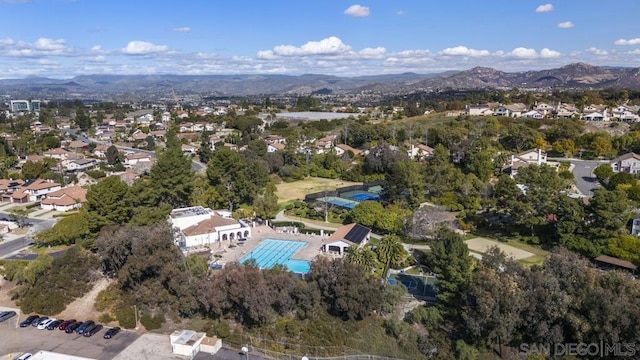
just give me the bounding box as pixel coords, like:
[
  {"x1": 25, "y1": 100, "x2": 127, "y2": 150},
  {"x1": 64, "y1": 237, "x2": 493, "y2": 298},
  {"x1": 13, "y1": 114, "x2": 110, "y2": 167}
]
[
  {"x1": 327, "y1": 223, "x2": 371, "y2": 245},
  {"x1": 170, "y1": 206, "x2": 214, "y2": 219}
]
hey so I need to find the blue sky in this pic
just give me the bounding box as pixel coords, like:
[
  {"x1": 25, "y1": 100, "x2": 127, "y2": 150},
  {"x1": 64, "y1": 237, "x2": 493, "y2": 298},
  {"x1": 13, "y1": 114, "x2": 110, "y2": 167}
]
[{"x1": 0, "y1": 0, "x2": 639, "y2": 78}]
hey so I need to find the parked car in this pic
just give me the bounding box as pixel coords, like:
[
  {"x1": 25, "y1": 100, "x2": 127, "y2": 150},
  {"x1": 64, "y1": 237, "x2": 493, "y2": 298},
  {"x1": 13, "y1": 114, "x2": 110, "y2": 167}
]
[
  {"x1": 58, "y1": 319, "x2": 76, "y2": 330},
  {"x1": 83, "y1": 324, "x2": 103, "y2": 337},
  {"x1": 65, "y1": 322, "x2": 82, "y2": 334},
  {"x1": 103, "y1": 327, "x2": 121, "y2": 339},
  {"x1": 75, "y1": 320, "x2": 94, "y2": 335},
  {"x1": 32, "y1": 317, "x2": 48, "y2": 327},
  {"x1": 20, "y1": 315, "x2": 40, "y2": 328},
  {"x1": 16, "y1": 353, "x2": 32, "y2": 360},
  {"x1": 37, "y1": 318, "x2": 56, "y2": 330},
  {"x1": 0, "y1": 311, "x2": 17, "y2": 322},
  {"x1": 46, "y1": 320, "x2": 64, "y2": 330}
]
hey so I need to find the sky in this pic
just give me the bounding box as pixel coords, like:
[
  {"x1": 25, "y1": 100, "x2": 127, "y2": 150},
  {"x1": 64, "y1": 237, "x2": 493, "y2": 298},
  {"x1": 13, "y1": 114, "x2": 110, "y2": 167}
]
[{"x1": 0, "y1": 0, "x2": 639, "y2": 78}]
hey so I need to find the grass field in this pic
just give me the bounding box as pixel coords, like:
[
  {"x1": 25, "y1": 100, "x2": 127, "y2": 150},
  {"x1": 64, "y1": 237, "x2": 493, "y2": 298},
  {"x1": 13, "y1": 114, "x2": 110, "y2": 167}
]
[{"x1": 275, "y1": 177, "x2": 362, "y2": 204}]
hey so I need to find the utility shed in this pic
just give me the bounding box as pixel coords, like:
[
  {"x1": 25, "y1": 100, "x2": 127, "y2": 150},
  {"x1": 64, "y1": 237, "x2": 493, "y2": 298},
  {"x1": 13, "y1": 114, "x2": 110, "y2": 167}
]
[
  {"x1": 200, "y1": 336, "x2": 222, "y2": 354},
  {"x1": 170, "y1": 330, "x2": 206, "y2": 357}
]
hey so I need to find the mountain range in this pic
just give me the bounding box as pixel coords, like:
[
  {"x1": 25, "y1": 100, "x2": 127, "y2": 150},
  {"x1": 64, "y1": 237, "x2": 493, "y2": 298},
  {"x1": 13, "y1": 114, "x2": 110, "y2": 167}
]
[{"x1": 1, "y1": 63, "x2": 639, "y2": 98}]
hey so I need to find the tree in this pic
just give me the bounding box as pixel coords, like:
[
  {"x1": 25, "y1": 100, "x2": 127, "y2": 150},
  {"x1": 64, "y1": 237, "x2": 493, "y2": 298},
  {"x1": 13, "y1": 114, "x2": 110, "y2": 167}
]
[
  {"x1": 145, "y1": 145, "x2": 194, "y2": 208},
  {"x1": 345, "y1": 246, "x2": 378, "y2": 273},
  {"x1": 349, "y1": 201, "x2": 384, "y2": 228},
  {"x1": 199, "y1": 131, "x2": 213, "y2": 164},
  {"x1": 75, "y1": 107, "x2": 91, "y2": 131},
  {"x1": 34, "y1": 212, "x2": 89, "y2": 246},
  {"x1": 106, "y1": 145, "x2": 120, "y2": 165},
  {"x1": 376, "y1": 235, "x2": 407, "y2": 277},
  {"x1": 144, "y1": 135, "x2": 156, "y2": 151},
  {"x1": 85, "y1": 176, "x2": 132, "y2": 233},
  {"x1": 383, "y1": 160, "x2": 425, "y2": 209},
  {"x1": 427, "y1": 227, "x2": 472, "y2": 310},
  {"x1": 593, "y1": 164, "x2": 614, "y2": 187},
  {"x1": 252, "y1": 187, "x2": 279, "y2": 219},
  {"x1": 587, "y1": 189, "x2": 630, "y2": 241}
]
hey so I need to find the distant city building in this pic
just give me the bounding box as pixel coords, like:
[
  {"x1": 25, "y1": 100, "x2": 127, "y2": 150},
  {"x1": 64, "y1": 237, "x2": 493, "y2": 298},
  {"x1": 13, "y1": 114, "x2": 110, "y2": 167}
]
[{"x1": 10, "y1": 99, "x2": 40, "y2": 113}]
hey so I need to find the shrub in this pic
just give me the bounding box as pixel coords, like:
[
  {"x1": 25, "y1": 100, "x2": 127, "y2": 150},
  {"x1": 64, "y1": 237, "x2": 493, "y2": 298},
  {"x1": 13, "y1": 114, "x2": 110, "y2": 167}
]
[
  {"x1": 99, "y1": 313, "x2": 115, "y2": 323},
  {"x1": 85, "y1": 169, "x2": 107, "y2": 179},
  {"x1": 25, "y1": 202, "x2": 41, "y2": 209},
  {"x1": 140, "y1": 312, "x2": 165, "y2": 330},
  {"x1": 114, "y1": 304, "x2": 136, "y2": 329}
]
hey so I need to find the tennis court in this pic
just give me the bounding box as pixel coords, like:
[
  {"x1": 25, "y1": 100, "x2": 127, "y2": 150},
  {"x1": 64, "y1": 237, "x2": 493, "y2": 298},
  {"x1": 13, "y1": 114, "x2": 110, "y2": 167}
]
[
  {"x1": 316, "y1": 196, "x2": 359, "y2": 209},
  {"x1": 388, "y1": 272, "x2": 438, "y2": 299},
  {"x1": 339, "y1": 190, "x2": 381, "y2": 201},
  {"x1": 240, "y1": 239, "x2": 311, "y2": 273}
]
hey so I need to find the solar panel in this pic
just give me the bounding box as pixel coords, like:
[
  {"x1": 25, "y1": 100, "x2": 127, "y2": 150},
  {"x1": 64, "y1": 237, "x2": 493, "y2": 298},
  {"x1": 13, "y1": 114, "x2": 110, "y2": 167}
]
[{"x1": 344, "y1": 224, "x2": 371, "y2": 244}]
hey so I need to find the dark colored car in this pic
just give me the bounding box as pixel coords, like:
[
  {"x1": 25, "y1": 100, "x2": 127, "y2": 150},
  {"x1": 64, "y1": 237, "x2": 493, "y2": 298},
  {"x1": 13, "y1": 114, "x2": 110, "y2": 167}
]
[
  {"x1": 58, "y1": 319, "x2": 76, "y2": 330},
  {"x1": 20, "y1": 315, "x2": 40, "y2": 327},
  {"x1": 65, "y1": 322, "x2": 82, "y2": 334},
  {"x1": 33, "y1": 316, "x2": 49, "y2": 327},
  {"x1": 103, "y1": 327, "x2": 121, "y2": 339},
  {"x1": 0, "y1": 311, "x2": 17, "y2": 322},
  {"x1": 46, "y1": 320, "x2": 64, "y2": 330},
  {"x1": 83, "y1": 324, "x2": 103, "y2": 337},
  {"x1": 75, "y1": 320, "x2": 94, "y2": 335}
]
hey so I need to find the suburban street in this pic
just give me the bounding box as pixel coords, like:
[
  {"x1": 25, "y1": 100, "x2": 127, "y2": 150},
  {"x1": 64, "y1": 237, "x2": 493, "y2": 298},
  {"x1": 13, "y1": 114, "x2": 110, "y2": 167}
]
[
  {"x1": 550, "y1": 157, "x2": 608, "y2": 196},
  {"x1": 0, "y1": 211, "x2": 57, "y2": 259}
]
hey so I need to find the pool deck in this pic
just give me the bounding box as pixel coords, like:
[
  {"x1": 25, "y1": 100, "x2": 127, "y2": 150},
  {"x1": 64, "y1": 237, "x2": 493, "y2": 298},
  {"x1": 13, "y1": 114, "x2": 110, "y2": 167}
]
[{"x1": 205, "y1": 225, "x2": 333, "y2": 267}]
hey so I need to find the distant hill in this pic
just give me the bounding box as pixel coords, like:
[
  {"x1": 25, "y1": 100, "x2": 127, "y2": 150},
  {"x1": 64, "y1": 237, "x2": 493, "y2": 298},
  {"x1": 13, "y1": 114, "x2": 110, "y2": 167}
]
[{"x1": 0, "y1": 63, "x2": 638, "y2": 98}]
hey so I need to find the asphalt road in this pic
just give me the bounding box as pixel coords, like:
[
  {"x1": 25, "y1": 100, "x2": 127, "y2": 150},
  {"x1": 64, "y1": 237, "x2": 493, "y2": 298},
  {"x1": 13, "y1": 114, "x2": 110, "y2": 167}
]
[
  {"x1": 557, "y1": 158, "x2": 607, "y2": 196},
  {"x1": 0, "y1": 212, "x2": 57, "y2": 259}
]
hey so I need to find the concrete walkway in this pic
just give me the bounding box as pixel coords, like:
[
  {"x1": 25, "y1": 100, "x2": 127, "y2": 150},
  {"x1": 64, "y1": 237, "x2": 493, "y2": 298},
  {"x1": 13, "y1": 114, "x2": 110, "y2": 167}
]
[{"x1": 273, "y1": 210, "x2": 382, "y2": 239}]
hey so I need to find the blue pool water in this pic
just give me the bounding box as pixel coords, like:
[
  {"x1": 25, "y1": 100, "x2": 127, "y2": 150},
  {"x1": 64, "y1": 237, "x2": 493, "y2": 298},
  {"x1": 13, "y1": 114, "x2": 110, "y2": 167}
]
[{"x1": 240, "y1": 239, "x2": 312, "y2": 274}]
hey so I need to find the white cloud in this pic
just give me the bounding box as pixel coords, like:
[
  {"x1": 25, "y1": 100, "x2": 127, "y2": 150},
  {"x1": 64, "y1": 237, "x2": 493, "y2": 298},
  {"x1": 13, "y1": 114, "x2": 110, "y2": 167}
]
[
  {"x1": 270, "y1": 36, "x2": 352, "y2": 56},
  {"x1": 586, "y1": 47, "x2": 608, "y2": 56},
  {"x1": 396, "y1": 10, "x2": 405, "y2": 16},
  {"x1": 628, "y1": 49, "x2": 640, "y2": 55},
  {"x1": 0, "y1": 38, "x2": 14, "y2": 46},
  {"x1": 508, "y1": 47, "x2": 560, "y2": 59},
  {"x1": 540, "y1": 48, "x2": 561, "y2": 58},
  {"x1": 122, "y1": 41, "x2": 169, "y2": 55},
  {"x1": 359, "y1": 47, "x2": 386, "y2": 57},
  {"x1": 557, "y1": 21, "x2": 574, "y2": 29},
  {"x1": 535, "y1": 3, "x2": 554, "y2": 13},
  {"x1": 614, "y1": 38, "x2": 640, "y2": 45},
  {"x1": 172, "y1": 27, "x2": 191, "y2": 33},
  {"x1": 6, "y1": 37, "x2": 73, "y2": 57},
  {"x1": 344, "y1": 4, "x2": 370, "y2": 17},
  {"x1": 439, "y1": 46, "x2": 491, "y2": 57}
]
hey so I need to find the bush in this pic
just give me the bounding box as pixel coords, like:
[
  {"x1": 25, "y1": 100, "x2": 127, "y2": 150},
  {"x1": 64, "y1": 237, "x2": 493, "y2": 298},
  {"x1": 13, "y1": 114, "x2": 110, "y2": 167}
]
[
  {"x1": 140, "y1": 312, "x2": 165, "y2": 330},
  {"x1": 99, "y1": 313, "x2": 115, "y2": 323},
  {"x1": 85, "y1": 169, "x2": 107, "y2": 179},
  {"x1": 25, "y1": 202, "x2": 41, "y2": 209},
  {"x1": 115, "y1": 304, "x2": 137, "y2": 329}
]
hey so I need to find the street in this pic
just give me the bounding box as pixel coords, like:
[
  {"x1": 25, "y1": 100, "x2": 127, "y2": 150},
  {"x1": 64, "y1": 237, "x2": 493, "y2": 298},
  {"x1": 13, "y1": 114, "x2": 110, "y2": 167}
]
[
  {"x1": 0, "y1": 211, "x2": 57, "y2": 259},
  {"x1": 550, "y1": 158, "x2": 607, "y2": 196}
]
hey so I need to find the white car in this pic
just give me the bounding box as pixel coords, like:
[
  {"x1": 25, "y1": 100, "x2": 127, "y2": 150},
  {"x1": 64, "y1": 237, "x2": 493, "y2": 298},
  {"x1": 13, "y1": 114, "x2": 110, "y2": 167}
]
[
  {"x1": 37, "y1": 318, "x2": 55, "y2": 330},
  {"x1": 16, "y1": 354, "x2": 32, "y2": 360}
]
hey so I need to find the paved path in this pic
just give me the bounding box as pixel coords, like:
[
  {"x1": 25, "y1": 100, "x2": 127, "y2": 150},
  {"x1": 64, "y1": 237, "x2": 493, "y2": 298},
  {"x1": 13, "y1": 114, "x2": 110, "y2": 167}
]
[{"x1": 273, "y1": 210, "x2": 382, "y2": 239}]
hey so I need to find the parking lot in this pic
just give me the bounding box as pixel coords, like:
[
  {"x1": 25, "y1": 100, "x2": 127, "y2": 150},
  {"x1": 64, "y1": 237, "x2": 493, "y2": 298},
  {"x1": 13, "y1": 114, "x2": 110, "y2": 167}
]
[{"x1": 0, "y1": 310, "x2": 140, "y2": 360}]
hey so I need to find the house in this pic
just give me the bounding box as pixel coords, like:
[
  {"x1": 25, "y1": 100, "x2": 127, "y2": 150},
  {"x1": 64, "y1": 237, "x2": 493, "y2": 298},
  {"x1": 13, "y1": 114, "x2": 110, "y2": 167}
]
[
  {"x1": 321, "y1": 223, "x2": 371, "y2": 256},
  {"x1": 117, "y1": 171, "x2": 139, "y2": 185},
  {"x1": 43, "y1": 147, "x2": 71, "y2": 161},
  {"x1": 534, "y1": 103, "x2": 554, "y2": 115},
  {"x1": 465, "y1": 104, "x2": 494, "y2": 116},
  {"x1": 612, "y1": 105, "x2": 640, "y2": 123},
  {"x1": 169, "y1": 206, "x2": 252, "y2": 249},
  {"x1": 124, "y1": 152, "x2": 154, "y2": 167},
  {"x1": 582, "y1": 112, "x2": 608, "y2": 121},
  {"x1": 495, "y1": 103, "x2": 527, "y2": 118},
  {"x1": 506, "y1": 148, "x2": 557, "y2": 177},
  {"x1": 582, "y1": 104, "x2": 609, "y2": 121},
  {"x1": 130, "y1": 131, "x2": 148, "y2": 142},
  {"x1": 555, "y1": 103, "x2": 580, "y2": 119},
  {"x1": 40, "y1": 185, "x2": 87, "y2": 211},
  {"x1": 522, "y1": 110, "x2": 545, "y2": 119},
  {"x1": 610, "y1": 152, "x2": 640, "y2": 174},
  {"x1": 93, "y1": 144, "x2": 110, "y2": 158},
  {"x1": 0, "y1": 179, "x2": 24, "y2": 194},
  {"x1": 66, "y1": 158, "x2": 97, "y2": 172},
  {"x1": 267, "y1": 143, "x2": 286, "y2": 153},
  {"x1": 181, "y1": 144, "x2": 197, "y2": 155},
  {"x1": 8, "y1": 179, "x2": 63, "y2": 202},
  {"x1": 97, "y1": 132, "x2": 115, "y2": 142},
  {"x1": 315, "y1": 135, "x2": 337, "y2": 153},
  {"x1": 407, "y1": 144, "x2": 435, "y2": 160},
  {"x1": 334, "y1": 144, "x2": 362, "y2": 157},
  {"x1": 65, "y1": 140, "x2": 88, "y2": 152},
  {"x1": 631, "y1": 218, "x2": 640, "y2": 236},
  {"x1": 265, "y1": 135, "x2": 286, "y2": 145}
]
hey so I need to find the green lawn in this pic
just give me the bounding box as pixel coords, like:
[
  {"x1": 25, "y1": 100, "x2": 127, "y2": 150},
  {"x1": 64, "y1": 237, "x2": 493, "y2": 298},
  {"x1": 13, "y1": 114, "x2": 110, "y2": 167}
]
[{"x1": 275, "y1": 177, "x2": 362, "y2": 204}]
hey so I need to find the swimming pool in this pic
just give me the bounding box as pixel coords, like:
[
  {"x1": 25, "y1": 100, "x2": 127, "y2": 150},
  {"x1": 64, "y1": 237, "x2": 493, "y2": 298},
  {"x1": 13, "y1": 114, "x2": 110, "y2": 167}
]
[{"x1": 240, "y1": 239, "x2": 312, "y2": 274}]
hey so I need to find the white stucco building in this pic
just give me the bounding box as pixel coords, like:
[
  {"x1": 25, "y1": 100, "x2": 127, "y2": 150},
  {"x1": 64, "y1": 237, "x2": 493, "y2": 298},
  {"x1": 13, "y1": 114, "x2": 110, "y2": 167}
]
[{"x1": 169, "y1": 206, "x2": 252, "y2": 249}]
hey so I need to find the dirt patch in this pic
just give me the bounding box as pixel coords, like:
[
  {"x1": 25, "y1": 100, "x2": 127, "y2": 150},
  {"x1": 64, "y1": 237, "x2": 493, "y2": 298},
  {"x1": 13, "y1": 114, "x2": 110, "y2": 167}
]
[
  {"x1": 275, "y1": 177, "x2": 362, "y2": 204},
  {"x1": 465, "y1": 237, "x2": 534, "y2": 260},
  {"x1": 0, "y1": 277, "x2": 18, "y2": 308},
  {"x1": 56, "y1": 277, "x2": 111, "y2": 321}
]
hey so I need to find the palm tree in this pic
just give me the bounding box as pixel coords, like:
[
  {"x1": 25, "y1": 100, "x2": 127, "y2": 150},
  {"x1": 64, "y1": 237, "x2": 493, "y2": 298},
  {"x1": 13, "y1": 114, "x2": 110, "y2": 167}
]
[
  {"x1": 376, "y1": 235, "x2": 407, "y2": 279},
  {"x1": 345, "y1": 245, "x2": 378, "y2": 273}
]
